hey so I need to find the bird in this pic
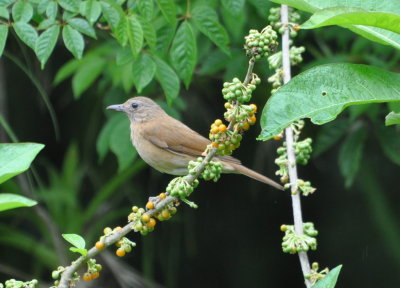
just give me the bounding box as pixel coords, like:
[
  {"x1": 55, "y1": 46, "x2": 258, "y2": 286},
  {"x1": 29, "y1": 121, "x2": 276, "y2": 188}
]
[{"x1": 107, "y1": 97, "x2": 282, "y2": 190}]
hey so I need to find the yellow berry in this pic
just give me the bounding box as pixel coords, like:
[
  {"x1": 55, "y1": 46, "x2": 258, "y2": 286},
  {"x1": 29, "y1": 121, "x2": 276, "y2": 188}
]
[
  {"x1": 214, "y1": 119, "x2": 223, "y2": 126},
  {"x1": 250, "y1": 103, "x2": 257, "y2": 113},
  {"x1": 218, "y1": 124, "x2": 227, "y2": 132},
  {"x1": 161, "y1": 209, "x2": 170, "y2": 219},
  {"x1": 146, "y1": 201, "x2": 155, "y2": 210},
  {"x1": 211, "y1": 126, "x2": 219, "y2": 134},
  {"x1": 280, "y1": 224, "x2": 287, "y2": 232},
  {"x1": 159, "y1": 193, "x2": 166, "y2": 199},
  {"x1": 83, "y1": 273, "x2": 92, "y2": 282},
  {"x1": 92, "y1": 272, "x2": 99, "y2": 279},
  {"x1": 248, "y1": 115, "x2": 256, "y2": 125},
  {"x1": 141, "y1": 214, "x2": 150, "y2": 223},
  {"x1": 224, "y1": 102, "x2": 231, "y2": 109},
  {"x1": 103, "y1": 227, "x2": 112, "y2": 234},
  {"x1": 211, "y1": 142, "x2": 219, "y2": 148},
  {"x1": 95, "y1": 241, "x2": 105, "y2": 250},
  {"x1": 114, "y1": 226, "x2": 122, "y2": 232},
  {"x1": 146, "y1": 218, "x2": 156, "y2": 228},
  {"x1": 273, "y1": 135, "x2": 282, "y2": 141},
  {"x1": 116, "y1": 248, "x2": 126, "y2": 257}
]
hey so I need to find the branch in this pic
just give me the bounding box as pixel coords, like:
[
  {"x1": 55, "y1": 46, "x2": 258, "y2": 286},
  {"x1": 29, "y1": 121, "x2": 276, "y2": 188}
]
[{"x1": 280, "y1": 5, "x2": 311, "y2": 287}]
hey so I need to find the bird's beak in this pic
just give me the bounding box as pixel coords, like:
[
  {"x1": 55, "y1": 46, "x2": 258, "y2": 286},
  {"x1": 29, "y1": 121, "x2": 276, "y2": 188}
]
[{"x1": 106, "y1": 104, "x2": 125, "y2": 112}]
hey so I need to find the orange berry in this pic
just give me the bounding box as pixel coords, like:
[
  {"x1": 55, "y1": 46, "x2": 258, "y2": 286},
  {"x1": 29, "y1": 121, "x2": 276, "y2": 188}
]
[
  {"x1": 116, "y1": 248, "x2": 126, "y2": 257},
  {"x1": 95, "y1": 241, "x2": 105, "y2": 250},
  {"x1": 146, "y1": 218, "x2": 156, "y2": 228},
  {"x1": 92, "y1": 272, "x2": 100, "y2": 279},
  {"x1": 214, "y1": 119, "x2": 223, "y2": 126},
  {"x1": 211, "y1": 126, "x2": 219, "y2": 134},
  {"x1": 242, "y1": 122, "x2": 250, "y2": 131},
  {"x1": 141, "y1": 214, "x2": 150, "y2": 223},
  {"x1": 211, "y1": 142, "x2": 219, "y2": 148},
  {"x1": 146, "y1": 201, "x2": 155, "y2": 210},
  {"x1": 273, "y1": 135, "x2": 282, "y2": 141},
  {"x1": 159, "y1": 193, "x2": 166, "y2": 199},
  {"x1": 247, "y1": 115, "x2": 256, "y2": 125},
  {"x1": 211, "y1": 123, "x2": 218, "y2": 129},
  {"x1": 250, "y1": 103, "x2": 257, "y2": 113},
  {"x1": 218, "y1": 124, "x2": 227, "y2": 132},
  {"x1": 293, "y1": 24, "x2": 300, "y2": 31},
  {"x1": 83, "y1": 273, "x2": 92, "y2": 282}
]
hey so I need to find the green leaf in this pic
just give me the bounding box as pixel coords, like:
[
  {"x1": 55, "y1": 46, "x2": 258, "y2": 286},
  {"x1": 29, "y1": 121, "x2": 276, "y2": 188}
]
[
  {"x1": 46, "y1": 1, "x2": 58, "y2": 19},
  {"x1": 116, "y1": 46, "x2": 133, "y2": 65},
  {"x1": 155, "y1": 23, "x2": 175, "y2": 55},
  {"x1": 13, "y1": 22, "x2": 38, "y2": 50},
  {"x1": 100, "y1": 0, "x2": 122, "y2": 32},
  {"x1": 35, "y1": 25, "x2": 60, "y2": 69},
  {"x1": 0, "y1": 0, "x2": 14, "y2": 7},
  {"x1": 97, "y1": 113, "x2": 123, "y2": 162},
  {"x1": 0, "y1": 193, "x2": 37, "y2": 212},
  {"x1": 155, "y1": 0, "x2": 176, "y2": 25},
  {"x1": 0, "y1": 143, "x2": 44, "y2": 184},
  {"x1": 139, "y1": 16, "x2": 156, "y2": 50},
  {"x1": 0, "y1": 6, "x2": 9, "y2": 19},
  {"x1": 83, "y1": 0, "x2": 101, "y2": 24},
  {"x1": 69, "y1": 247, "x2": 88, "y2": 256},
  {"x1": 0, "y1": 24, "x2": 7, "y2": 57},
  {"x1": 153, "y1": 55, "x2": 180, "y2": 105},
  {"x1": 37, "y1": 18, "x2": 56, "y2": 30},
  {"x1": 385, "y1": 112, "x2": 400, "y2": 126},
  {"x1": 138, "y1": 0, "x2": 153, "y2": 20},
  {"x1": 12, "y1": 1, "x2": 33, "y2": 22},
  {"x1": 376, "y1": 122, "x2": 400, "y2": 166},
  {"x1": 338, "y1": 126, "x2": 367, "y2": 188},
  {"x1": 311, "y1": 265, "x2": 342, "y2": 288},
  {"x1": 126, "y1": 15, "x2": 143, "y2": 57},
  {"x1": 258, "y1": 64, "x2": 400, "y2": 141},
  {"x1": 191, "y1": 6, "x2": 230, "y2": 55},
  {"x1": 62, "y1": 233, "x2": 86, "y2": 249},
  {"x1": 131, "y1": 53, "x2": 156, "y2": 92},
  {"x1": 54, "y1": 58, "x2": 80, "y2": 84},
  {"x1": 170, "y1": 21, "x2": 197, "y2": 88},
  {"x1": 62, "y1": 25, "x2": 84, "y2": 59},
  {"x1": 58, "y1": 0, "x2": 79, "y2": 12},
  {"x1": 313, "y1": 118, "x2": 348, "y2": 157},
  {"x1": 272, "y1": 0, "x2": 400, "y2": 50},
  {"x1": 37, "y1": 0, "x2": 51, "y2": 14},
  {"x1": 67, "y1": 18, "x2": 96, "y2": 38},
  {"x1": 221, "y1": 0, "x2": 245, "y2": 16},
  {"x1": 72, "y1": 57, "x2": 105, "y2": 98},
  {"x1": 115, "y1": 15, "x2": 128, "y2": 46}
]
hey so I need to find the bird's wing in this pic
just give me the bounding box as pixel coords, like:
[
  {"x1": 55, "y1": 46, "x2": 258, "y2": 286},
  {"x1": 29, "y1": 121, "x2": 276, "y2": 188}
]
[{"x1": 142, "y1": 116, "x2": 241, "y2": 164}]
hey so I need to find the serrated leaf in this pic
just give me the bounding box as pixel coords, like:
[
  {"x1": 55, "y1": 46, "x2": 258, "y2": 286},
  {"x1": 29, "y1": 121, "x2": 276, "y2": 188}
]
[
  {"x1": 126, "y1": 15, "x2": 143, "y2": 56},
  {"x1": 69, "y1": 247, "x2": 88, "y2": 256},
  {"x1": 313, "y1": 118, "x2": 349, "y2": 157},
  {"x1": 0, "y1": 193, "x2": 37, "y2": 212},
  {"x1": 138, "y1": 0, "x2": 153, "y2": 20},
  {"x1": 0, "y1": 24, "x2": 8, "y2": 57},
  {"x1": 221, "y1": 0, "x2": 245, "y2": 16},
  {"x1": 84, "y1": 0, "x2": 101, "y2": 24},
  {"x1": 62, "y1": 25, "x2": 84, "y2": 59},
  {"x1": 338, "y1": 126, "x2": 367, "y2": 188},
  {"x1": 131, "y1": 53, "x2": 156, "y2": 92},
  {"x1": 12, "y1": 1, "x2": 33, "y2": 22},
  {"x1": 155, "y1": 0, "x2": 176, "y2": 25},
  {"x1": 385, "y1": 111, "x2": 400, "y2": 126},
  {"x1": 38, "y1": 18, "x2": 56, "y2": 30},
  {"x1": 72, "y1": 57, "x2": 105, "y2": 98},
  {"x1": 58, "y1": 0, "x2": 79, "y2": 12},
  {"x1": 311, "y1": 265, "x2": 342, "y2": 288},
  {"x1": 67, "y1": 18, "x2": 96, "y2": 38},
  {"x1": 170, "y1": 21, "x2": 196, "y2": 88},
  {"x1": 376, "y1": 122, "x2": 400, "y2": 166},
  {"x1": 259, "y1": 64, "x2": 400, "y2": 141},
  {"x1": 46, "y1": 1, "x2": 58, "y2": 19},
  {"x1": 153, "y1": 55, "x2": 180, "y2": 104},
  {"x1": 191, "y1": 6, "x2": 230, "y2": 55},
  {"x1": 100, "y1": 0, "x2": 122, "y2": 32},
  {"x1": 35, "y1": 25, "x2": 60, "y2": 68},
  {"x1": 0, "y1": 6, "x2": 9, "y2": 19},
  {"x1": 139, "y1": 17, "x2": 156, "y2": 50},
  {"x1": 0, "y1": 143, "x2": 44, "y2": 184},
  {"x1": 62, "y1": 233, "x2": 86, "y2": 249},
  {"x1": 13, "y1": 22, "x2": 38, "y2": 50}
]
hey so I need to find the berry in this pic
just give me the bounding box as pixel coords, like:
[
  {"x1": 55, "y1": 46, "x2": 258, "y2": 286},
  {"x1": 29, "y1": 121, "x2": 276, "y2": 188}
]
[
  {"x1": 218, "y1": 124, "x2": 227, "y2": 132},
  {"x1": 95, "y1": 241, "x2": 105, "y2": 250},
  {"x1": 146, "y1": 201, "x2": 155, "y2": 210},
  {"x1": 159, "y1": 193, "x2": 166, "y2": 199},
  {"x1": 83, "y1": 273, "x2": 92, "y2": 282},
  {"x1": 116, "y1": 248, "x2": 126, "y2": 257},
  {"x1": 103, "y1": 227, "x2": 112, "y2": 234},
  {"x1": 92, "y1": 272, "x2": 100, "y2": 279},
  {"x1": 141, "y1": 214, "x2": 150, "y2": 223},
  {"x1": 114, "y1": 226, "x2": 122, "y2": 232},
  {"x1": 161, "y1": 209, "x2": 170, "y2": 219},
  {"x1": 147, "y1": 218, "x2": 156, "y2": 228}
]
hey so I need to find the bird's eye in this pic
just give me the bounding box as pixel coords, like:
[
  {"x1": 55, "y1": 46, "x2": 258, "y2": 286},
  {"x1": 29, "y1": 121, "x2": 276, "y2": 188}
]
[{"x1": 131, "y1": 103, "x2": 139, "y2": 109}]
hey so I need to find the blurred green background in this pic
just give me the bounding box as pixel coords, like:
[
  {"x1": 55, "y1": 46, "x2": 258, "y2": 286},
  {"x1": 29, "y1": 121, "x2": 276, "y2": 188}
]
[{"x1": 1, "y1": 0, "x2": 400, "y2": 287}]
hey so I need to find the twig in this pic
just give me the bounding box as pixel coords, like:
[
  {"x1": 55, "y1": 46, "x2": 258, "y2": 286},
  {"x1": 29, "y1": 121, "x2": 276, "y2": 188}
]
[{"x1": 280, "y1": 5, "x2": 311, "y2": 287}]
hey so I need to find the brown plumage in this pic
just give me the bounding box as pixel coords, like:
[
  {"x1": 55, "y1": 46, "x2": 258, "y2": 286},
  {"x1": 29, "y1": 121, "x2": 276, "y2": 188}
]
[{"x1": 107, "y1": 97, "x2": 282, "y2": 190}]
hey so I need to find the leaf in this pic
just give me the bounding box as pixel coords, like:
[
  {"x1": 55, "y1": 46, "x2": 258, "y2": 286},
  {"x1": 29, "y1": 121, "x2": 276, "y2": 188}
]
[
  {"x1": 53, "y1": 59, "x2": 80, "y2": 84},
  {"x1": 100, "y1": 0, "x2": 122, "y2": 32},
  {"x1": 221, "y1": 0, "x2": 245, "y2": 16},
  {"x1": 62, "y1": 233, "x2": 86, "y2": 249},
  {"x1": 155, "y1": 23, "x2": 175, "y2": 55},
  {"x1": 35, "y1": 25, "x2": 60, "y2": 69},
  {"x1": 376, "y1": 122, "x2": 400, "y2": 166},
  {"x1": 0, "y1": 143, "x2": 44, "y2": 184},
  {"x1": 12, "y1": 1, "x2": 33, "y2": 22},
  {"x1": 338, "y1": 126, "x2": 367, "y2": 188},
  {"x1": 258, "y1": 64, "x2": 400, "y2": 141},
  {"x1": 155, "y1": 0, "x2": 176, "y2": 25},
  {"x1": 84, "y1": 0, "x2": 101, "y2": 24},
  {"x1": 191, "y1": 6, "x2": 230, "y2": 55},
  {"x1": 0, "y1": 193, "x2": 37, "y2": 212},
  {"x1": 139, "y1": 17, "x2": 156, "y2": 50},
  {"x1": 62, "y1": 25, "x2": 84, "y2": 59},
  {"x1": 13, "y1": 22, "x2": 38, "y2": 50},
  {"x1": 385, "y1": 112, "x2": 400, "y2": 126},
  {"x1": 0, "y1": 24, "x2": 7, "y2": 57},
  {"x1": 153, "y1": 55, "x2": 180, "y2": 105},
  {"x1": 72, "y1": 57, "x2": 106, "y2": 98},
  {"x1": 313, "y1": 118, "x2": 348, "y2": 157},
  {"x1": 37, "y1": 0, "x2": 51, "y2": 14},
  {"x1": 0, "y1": 6, "x2": 9, "y2": 19},
  {"x1": 46, "y1": 1, "x2": 58, "y2": 19},
  {"x1": 37, "y1": 18, "x2": 56, "y2": 30},
  {"x1": 115, "y1": 15, "x2": 128, "y2": 46},
  {"x1": 170, "y1": 21, "x2": 197, "y2": 88},
  {"x1": 67, "y1": 18, "x2": 96, "y2": 38},
  {"x1": 69, "y1": 247, "x2": 88, "y2": 256},
  {"x1": 97, "y1": 113, "x2": 123, "y2": 161},
  {"x1": 116, "y1": 46, "x2": 133, "y2": 65},
  {"x1": 271, "y1": 0, "x2": 400, "y2": 50},
  {"x1": 311, "y1": 265, "x2": 342, "y2": 288},
  {"x1": 199, "y1": 49, "x2": 230, "y2": 75},
  {"x1": 58, "y1": 0, "x2": 79, "y2": 13},
  {"x1": 0, "y1": 0, "x2": 14, "y2": 7},
  {"x1": 138, "y1": 0, "x2": 153, "y2": 20},
  {"x1": 126, "y1": 15, "x2": 143, "y2": 57},
  {"x1": 131, "y1": 53, "x2": 156, "y2": 92}
]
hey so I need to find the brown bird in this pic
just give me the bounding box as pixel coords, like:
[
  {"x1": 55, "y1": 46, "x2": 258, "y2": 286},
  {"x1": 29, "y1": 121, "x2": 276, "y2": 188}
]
[{"x1": 107, "y1": 97, "x2": 282, "y2": 190}]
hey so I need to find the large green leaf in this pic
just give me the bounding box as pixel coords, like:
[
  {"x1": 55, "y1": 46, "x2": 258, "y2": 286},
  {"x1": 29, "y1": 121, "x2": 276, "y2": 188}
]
[
  {"x1": 46, "y1": 1, "x2": 58, "y2": 19},
  {"x1": 13, "y1": 22, "x2": 37, "y2": 50},
  {"x1": 153, "y1": 55, "x2": 180, "y2": 105},
  {"x1": 191, "y1": 6, "x2": 230, "y2": 55},
  {"x1": 221, "y1": 0, "x2": 245, "y2": 16},
  {"x1": 58, "y1": 0, "x2": 79, "y2": 13},
  {"x1": 72, "y1": 57, "x2": 106, "y2": 98},
  {"x1": 258, "y1": 64, "x2": 400, "y2": 141},
  {"x1": 138, "y1": 0, "x2": 153, "y2": 20},
  {"x1": 131, "y1": 53, "x2": 156, "y2": 93},
  {"x1": 12, "y1": 1, "x2": 33, "y2": 22},
  {"x1": 139, "y1": 17, "x2": 156, "y2": 50},
  {"x1": 155, "y1": 0, "x2": 176, "y2": 26},
  {"x1": 35, "y1": 25, "x2": 60, "y2": 69},
  {"x1": 0, "y1": 143, "x2": 44, "y2": 184},
  {"x1": 0, "y1": 193, "x2": 37, "y2": 212},
  {"x1": 0, "y1": 24, "x2": 8, "y2": 57},
  {"x1": 0, "y1": 6, "x2": 9, "y2": 19},
  {"x1": 62, "y1": 25, "x2": 84, "y2": 59},
  {"x1": 272, "y1": 0, "x2": 400, "y2": 50},
  {"x1": 311, "y1": 265, "x2": 342, "y2": 288},
  {"x1": 170, "y1": 21, "x2": 197, "y2": 88},
  {"x1": 67, "y1": 18, "x2": 97, "y2": 38},
  {"x1": 126, "y1": 15, "x2": 143, "y2": 57},
  {"x1": 82, "y1": 0, "x2": 102, "y2": 24},
  {"x1": 100, "y1": 0, "x2": 122, "y2": 32}
]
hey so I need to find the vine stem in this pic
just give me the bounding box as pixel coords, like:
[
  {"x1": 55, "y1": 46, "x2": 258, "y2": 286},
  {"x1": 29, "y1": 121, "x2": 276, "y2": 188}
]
[{"x1": 280, "y1": 5, "x2": 312, "y2": 287}]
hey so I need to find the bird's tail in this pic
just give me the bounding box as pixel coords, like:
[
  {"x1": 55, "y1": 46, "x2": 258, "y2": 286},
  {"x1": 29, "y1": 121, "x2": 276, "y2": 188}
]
[{"x1": 229, "y1": 162, "x2": 283, "y2": 190}]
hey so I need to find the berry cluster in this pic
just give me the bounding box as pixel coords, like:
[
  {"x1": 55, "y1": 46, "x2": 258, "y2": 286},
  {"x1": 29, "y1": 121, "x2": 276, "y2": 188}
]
[
  {"x1": 290, "y1": 46, "x2": 305, "y2": 66},
  {"x1": 287, "y1": 179, "x2": 316, "y2": 196},
  {"x1": 115, "y1": 237, "x2": 136, "y2": 257},
  {"x1": 294, "y1": 138, "x2": 312, "y2": 165},
  {"x1": 244, "y1": 26, "x2": 278, "y2": 59},
  {"x1": 280, "y1": 223, "x2": 318, "y2": 254},
  {"x1": 50, "y1": 267, "x2": 79, "y2": 287},
  {"x1": 222, "y1": 76, "x2": 259, "y2": 103},
  {"x1": 4, "y1": 279, "x2": 38, "y2": 288},
  {"x1": 268, "y1": 7, "x2": 301, "y2": 37},
  {"x1": 128, "y1": 206, "x2": 157, "y2": 236},
  {"x1": 82, "y1": 259, "x2": 102, "y2": 282},
  {"x1": 188, "y1": 158, "x2": 223, "y2": 182},
  {"x1": 209, "y1": 119, "x2": 241, "y2": 156},
  {"x1": 267, "y1": 68, "x2": 283, "y2": 94},
  {"x1": 305, "y1": 262, "x2": 330, "y2": 285},
  {"x1": 166, "y1": 177, "x2": 199, "y2": 199}
]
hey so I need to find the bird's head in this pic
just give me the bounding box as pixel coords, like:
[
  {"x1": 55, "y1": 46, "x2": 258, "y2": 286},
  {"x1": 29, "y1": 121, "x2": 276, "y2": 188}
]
[{"x1": 107, "y1": 97, "x2": 165, "y2": 123}]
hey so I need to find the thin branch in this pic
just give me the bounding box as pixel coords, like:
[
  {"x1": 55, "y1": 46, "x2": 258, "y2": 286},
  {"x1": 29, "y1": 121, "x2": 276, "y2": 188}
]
[{"x1": 280, "y1": 5, "x2": 311, "y2": 287}]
